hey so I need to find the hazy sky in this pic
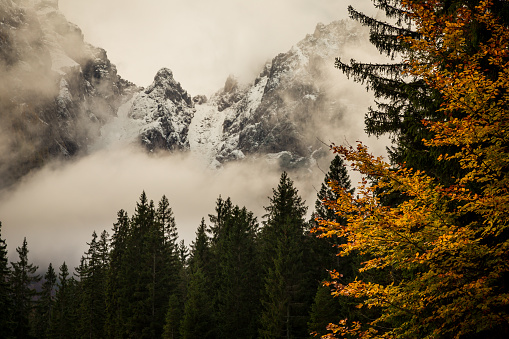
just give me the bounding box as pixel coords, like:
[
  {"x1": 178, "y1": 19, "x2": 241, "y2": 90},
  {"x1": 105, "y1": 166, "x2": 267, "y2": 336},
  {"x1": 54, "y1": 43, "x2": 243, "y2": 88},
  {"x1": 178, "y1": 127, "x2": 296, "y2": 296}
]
[
  {"x1": 1, "y1": 0, "x2": 389, "y2": 270},
  {"x1": 59, "y1": 0, "x2": 377, "y2": 95}
]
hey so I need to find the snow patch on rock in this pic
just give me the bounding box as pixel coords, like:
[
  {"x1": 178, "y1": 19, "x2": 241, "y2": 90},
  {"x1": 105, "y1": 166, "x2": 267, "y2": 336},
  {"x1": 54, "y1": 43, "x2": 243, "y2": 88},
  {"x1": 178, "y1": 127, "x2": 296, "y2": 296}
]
[{"x1": 188, "y1": 103, "x2": 226, "y2": 168}]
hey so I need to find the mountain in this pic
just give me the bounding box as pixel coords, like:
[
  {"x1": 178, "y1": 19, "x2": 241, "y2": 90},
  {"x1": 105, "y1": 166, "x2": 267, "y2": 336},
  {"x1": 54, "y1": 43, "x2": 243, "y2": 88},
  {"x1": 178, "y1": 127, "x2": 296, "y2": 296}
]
[
  {"x1": 0, "y1": 0, "x2": 368, "y2": 189},
  {"x1": 96, "y1": 19, "x2": 367, "y2": 169},
  {"x1": 0, "y1": 0, "x2": 136, "y2": 189},
  {"x1": 198, "y1": 20, "x2": 366, "y2": 168}
]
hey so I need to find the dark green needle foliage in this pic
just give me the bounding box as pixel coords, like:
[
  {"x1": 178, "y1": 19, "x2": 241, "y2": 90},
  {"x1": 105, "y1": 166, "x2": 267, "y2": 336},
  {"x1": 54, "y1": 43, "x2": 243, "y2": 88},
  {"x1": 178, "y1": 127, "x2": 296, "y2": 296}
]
[
  {"x1": 0, "y1": 222, "x2": 14, "y2": 338},
  {"x1": 259, "y1": 172, "x2": 316, "y2": 339},
  {"x1": 10, "y1": 237, "x2": 41, "y2": 338}
]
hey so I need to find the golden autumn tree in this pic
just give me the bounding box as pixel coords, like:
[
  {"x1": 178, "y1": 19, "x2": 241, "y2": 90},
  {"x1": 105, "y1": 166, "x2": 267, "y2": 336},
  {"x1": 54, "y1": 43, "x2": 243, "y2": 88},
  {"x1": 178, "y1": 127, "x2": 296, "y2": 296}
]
[{"x1": 315, "y1": 0, "x2": 509, "y2": 338}]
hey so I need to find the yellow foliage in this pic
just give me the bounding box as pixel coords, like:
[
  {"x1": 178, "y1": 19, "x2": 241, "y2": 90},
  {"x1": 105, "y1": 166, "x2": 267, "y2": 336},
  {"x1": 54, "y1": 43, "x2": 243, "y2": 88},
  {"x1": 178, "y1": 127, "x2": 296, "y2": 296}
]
[{"x1": 318, "y1": 1, "x2": 509, "y2": 337}]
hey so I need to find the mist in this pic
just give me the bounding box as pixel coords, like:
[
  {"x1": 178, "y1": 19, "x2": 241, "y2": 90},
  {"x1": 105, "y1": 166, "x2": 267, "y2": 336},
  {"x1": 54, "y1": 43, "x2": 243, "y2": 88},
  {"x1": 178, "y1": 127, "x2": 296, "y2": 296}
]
[
  {"x1": 58, "y1": 0, "x2": 379, "y2": 95},
  {"x1": 0, "y1": 146, "x2": 325, "y2": 270}
]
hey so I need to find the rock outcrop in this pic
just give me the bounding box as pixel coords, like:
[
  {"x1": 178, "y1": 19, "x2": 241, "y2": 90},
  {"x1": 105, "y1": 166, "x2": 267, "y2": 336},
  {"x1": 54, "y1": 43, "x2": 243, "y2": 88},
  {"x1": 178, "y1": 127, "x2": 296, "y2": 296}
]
[
  {"x1": 128, "y1": 68, "x2": 194, "y2": 151},
  {"x1": 0, "y1": 0, "x2": 136, "y2": 188}
]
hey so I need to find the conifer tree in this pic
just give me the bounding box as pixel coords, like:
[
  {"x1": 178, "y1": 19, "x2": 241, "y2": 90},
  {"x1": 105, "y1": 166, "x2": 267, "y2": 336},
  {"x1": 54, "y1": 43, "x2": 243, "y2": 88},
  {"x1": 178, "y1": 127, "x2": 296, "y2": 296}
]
[
  {"x1": 143, "y1": 195, "x2": 181, "y2": 338},
  {"x1": 308, "y1": 284, "x2": 342, "y2": 338},
  {"x1": 76, "y1": 231, "x2": 109, "y2": 338},
  {"x1": 187, "y1": 218, "x2": 211, "y2": 272},
  {"x1": 163, "y1": 294, "x2": 183, "y2": 339},
  {"x1": 10, "y1": 237, "x2": 41, "y2": 338},
  {"x1": 208, "y1": 196, "x2": 233, "y2": 245},
  {"x1": 335, "y1": 1, "x2": 453, "y2": 182},
  {"x1": 122, "y1": 191, "x2": 157, "y2": 337},
  {"x1": 312, "y1": 155, "x2": 355, "y2": 274},
  {"x1": 156, "y1": 195, "x2": 183, "y2": 314},
  {"x1": 177, "y1": 239, "x2": 188, "y2": 266},
  {"x1": 105, "y1": 209, "x2": 130, "y2": 338},
  {"x1": 0, "y1": 222, "x2": 14, "y2": 337},
  {"x1": 32, "y1": 263, "x2": 57, "y2": 338},
  {"x1": 259, "y1": 172, "x2": 315, "y2": 339},
  {"x1": 163, "y1": 238, "x2": 189, "y2": 339},
  {"x1": 156, "y1": 195, "x2": 179, "y2": 249},
  {"x1": 212, "y1": 199, "x2": 261, "y2": 338},
  {"x1": 307, "y1": 156, "x2": 360, "y2": 336},
  {"x1": 180, "y1": 266, "x2": 216, "y2": 339},
  {"x1": 106, "y1": 193, "x2": 182, "y2": 338},
  {"x1": 48, "y1": 262, "x2": 78, "y2": 339},
  {"x1": 180, "y1": 218, "x2": 216, "y2": 339},
  {"x1": 337, "y1": 0, "x2": 509, "y2": 183},
  {"x1": 314, "y1": 155, "x2": 353, "y2": 224}
]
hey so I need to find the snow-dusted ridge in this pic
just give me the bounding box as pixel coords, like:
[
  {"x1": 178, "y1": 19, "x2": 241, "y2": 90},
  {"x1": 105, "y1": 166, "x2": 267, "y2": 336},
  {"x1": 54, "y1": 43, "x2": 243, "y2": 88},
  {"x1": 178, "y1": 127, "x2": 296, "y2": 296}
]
[{"x1": 91, "y1": 19, "x2": 369, "y2": 172}]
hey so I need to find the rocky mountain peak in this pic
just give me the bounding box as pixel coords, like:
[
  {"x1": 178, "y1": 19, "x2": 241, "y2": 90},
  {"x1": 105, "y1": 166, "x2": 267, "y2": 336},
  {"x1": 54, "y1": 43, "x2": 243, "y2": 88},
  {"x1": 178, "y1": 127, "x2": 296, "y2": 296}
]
[
  {"x1": 122, "y1": 67, "x2": 195, "y2": 152},
  {"x1": 147, "y1": 67, "x2": 175, "y2": 90},
  {"x1": 223, "y1": 75, "x2": 239, "y2": 93},
  {"x1": 212, "y1": 74, "x2": 247, "y2": 112},
  {"x1": 313, "y1": 22, "x2": 327, "y2": 38},
  {"x1": 145, "y1": 67, "x2": 193, "y2": 107}
]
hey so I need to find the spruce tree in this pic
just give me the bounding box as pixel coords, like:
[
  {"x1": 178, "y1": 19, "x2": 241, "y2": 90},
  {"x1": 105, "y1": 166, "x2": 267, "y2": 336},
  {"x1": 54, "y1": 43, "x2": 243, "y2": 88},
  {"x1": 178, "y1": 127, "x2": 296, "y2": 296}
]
[
  {"x1": 156, "y1": 195, "x2": 179, "y2": 250},
  {"x1": 307, "y1": 155, "x2": 359, "y2": 336},
  {"x1": 48, "y1": 262, "x2": 78, "y2": 338},
  {"x1": 10, "y1": 237, "x2": 41, "y2": 338},
  {"x1": 180, "y1": 218, "x2": 216, "y2": 339},
  {"x1": 143, "y1": 195, "x2": 181, "y2": 338},
  {"x1": 212, "y1": 199, "x2": 261, "y2": 338},
  {"x1": 164, "y1": 238, "x2": 189, "y2": 339},
  {"x1": 259, "y1": 172, "x2": 315, "y2": 339},
  {"x1": 307, "y1": 284, "x2": 342, "y2": 338},
  {"x1": 156, "y1": 195, "x2": 183, "y2": 317},
  {"x1": 180, "y1": 266, "x2": 216, "y2": 339},
  {"x1": 337, "y1": 0, "x2": 509, "y2": 183},
  {"x1": 0, "y1": 222, "x2": 14, "y2": 337},
  {"x1": 177, "y1": 239, "x2": 188, "y2": 266},
  {"x1": 105, "y1": 209, "x2": 130, "y2": 338},
  {"x1": 186, "y1": 218, "x2": 211, "y2": 272},
  {"x1": 335, "y1": 1, "x2": 453, "y2": 182},
  {"x1": 76, "y1": 231, "x2": 109, "y2": 338},
  {"x1": 122, "y1": 191, "x2": 157, "y2": 337},
  {"x1": 163, "y1": 294, "x2": 182, "y2": 339},
  {"x1": 106, "y1": 193, "x2": 183, "y2": 338},
  {"x1": 32, "y1": 263, "x2": 57, "y2": 338},
  {"x1": 311, "y1": 154, "x2": 356, "y2": 275},
  {"x1": 314, "y1": 155, "x2": 353, "y2": 223}
]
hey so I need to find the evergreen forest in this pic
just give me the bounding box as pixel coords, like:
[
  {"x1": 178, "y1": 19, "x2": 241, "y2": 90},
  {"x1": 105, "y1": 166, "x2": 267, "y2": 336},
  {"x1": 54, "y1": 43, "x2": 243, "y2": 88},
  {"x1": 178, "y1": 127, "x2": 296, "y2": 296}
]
[
  {"x1": 2, "y1": 0, "x2": 509, "y2": 338},
  {"x1": 0, "y1": 164, "x2": 356, "y2": 339}
]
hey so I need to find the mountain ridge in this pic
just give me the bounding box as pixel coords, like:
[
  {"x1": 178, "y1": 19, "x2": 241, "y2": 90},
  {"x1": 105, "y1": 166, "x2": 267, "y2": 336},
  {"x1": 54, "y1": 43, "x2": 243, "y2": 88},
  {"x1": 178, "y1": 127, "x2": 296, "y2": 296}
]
[
  {"x1": 0, "y1": 0, "x2": 370, "y2": 189},
  {"x1": 98, "y1": 19, "x2": 368, "y2": 170}
]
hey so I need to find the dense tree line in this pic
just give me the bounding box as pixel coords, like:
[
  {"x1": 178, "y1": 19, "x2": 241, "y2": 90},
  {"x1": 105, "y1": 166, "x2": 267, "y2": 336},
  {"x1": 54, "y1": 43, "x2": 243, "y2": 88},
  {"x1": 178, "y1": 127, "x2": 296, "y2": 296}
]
[{"x1": 0, "y1": 158, "x2": 358, "y2": 339}]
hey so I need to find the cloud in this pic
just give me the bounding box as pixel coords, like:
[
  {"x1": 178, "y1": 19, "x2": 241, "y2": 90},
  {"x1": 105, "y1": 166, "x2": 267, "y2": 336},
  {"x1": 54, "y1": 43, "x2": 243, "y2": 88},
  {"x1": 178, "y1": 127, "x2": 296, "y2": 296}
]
[
  {"x1": 58, "y1": 0, "x2": 378, "y2": 95},
  {"x1": 0, "y1": 146, "x2": 327, "y2": 269}
]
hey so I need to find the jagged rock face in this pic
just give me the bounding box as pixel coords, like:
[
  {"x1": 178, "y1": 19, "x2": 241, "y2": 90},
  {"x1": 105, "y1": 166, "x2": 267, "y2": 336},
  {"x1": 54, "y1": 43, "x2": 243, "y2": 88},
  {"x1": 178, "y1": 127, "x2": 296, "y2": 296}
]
[
  {"x1": 128, "y1": 68, "x2": 194, "y2": 152},
  {"x1": 213, "y1": 75, "x2": 248, "y2": 112},
  {"x1": 0, "y1": 0, "x2": 136, "y2": 189},
  {"x1": 1, "y1": 0, "x2": 369, "y2": 187},
  {"x1": 206, "y1": 20, "x2": 366, "y2": 169}
]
